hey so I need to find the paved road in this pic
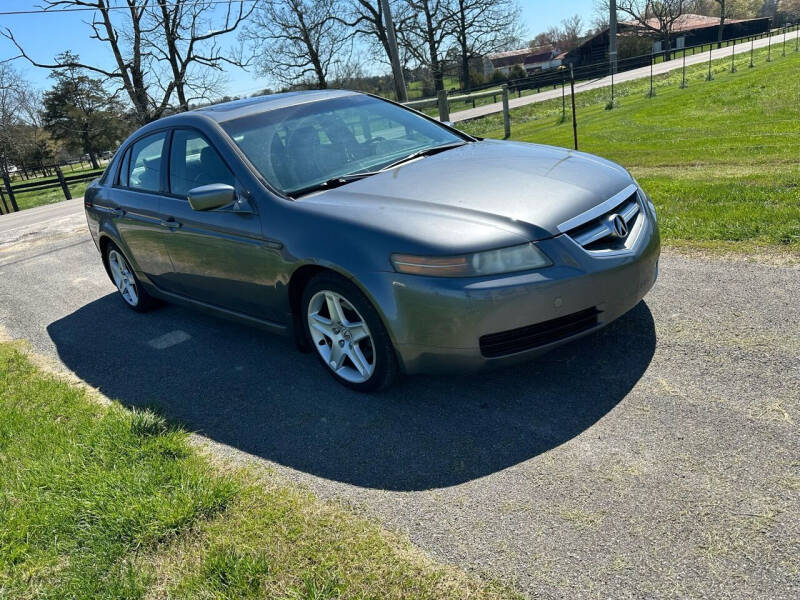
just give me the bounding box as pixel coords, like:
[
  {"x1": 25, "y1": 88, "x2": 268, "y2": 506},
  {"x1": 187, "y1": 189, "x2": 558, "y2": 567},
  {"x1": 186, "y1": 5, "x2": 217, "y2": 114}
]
[
  {"x1": 1, "y1": 200, "x2": 798, "y2": 599},
  {"x1": 450, "y1": 28, "x2": 800, "y2": 122}
]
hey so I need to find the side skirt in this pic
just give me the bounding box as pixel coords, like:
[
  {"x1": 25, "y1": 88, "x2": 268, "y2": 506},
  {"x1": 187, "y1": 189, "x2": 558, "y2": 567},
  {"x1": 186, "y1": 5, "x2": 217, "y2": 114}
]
[{"x1": 141, "y1": 278, "x2": 291, "y2": 337}]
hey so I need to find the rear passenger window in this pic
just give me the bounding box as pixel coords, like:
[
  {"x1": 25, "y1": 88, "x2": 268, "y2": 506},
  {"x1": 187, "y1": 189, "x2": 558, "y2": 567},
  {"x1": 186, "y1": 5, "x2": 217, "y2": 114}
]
[
  {"x1": 128, "y1": 132, "x2": 167, "y2": 193},
  {"x1": 169, "y1": 130, "x2": 235, "y2": 198}
]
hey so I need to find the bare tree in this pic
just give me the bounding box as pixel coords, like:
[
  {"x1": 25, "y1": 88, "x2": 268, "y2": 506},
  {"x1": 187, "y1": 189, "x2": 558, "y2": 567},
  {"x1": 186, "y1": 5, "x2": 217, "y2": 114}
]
[
  {"x1": 241, "y1": 0, "x2": 353, "y2": 89},
  {"x1": 531, "y1": 14, "x2": 586, "y2": 51},
  {"x1": 148, "y1": 0, "x2": 256, "y2": 112},
  {"x1": 0, "y1": 64, "x2": 26, "y2": 174},
  {"x1": 3, "y1": 0, "x2": 253, "y2": 123},
  {"x1": 446, "y1": 0, "x2": 523, "y2": 89},
  {"x1": 337, "y1": 1, "x2": 409, "y2": 67},
  {"x1": 614, "y1": 1, "x2": 690, "y2": 59},
  {"x1": 397, "y1": 0, "x2": 454, "y2": 94}
]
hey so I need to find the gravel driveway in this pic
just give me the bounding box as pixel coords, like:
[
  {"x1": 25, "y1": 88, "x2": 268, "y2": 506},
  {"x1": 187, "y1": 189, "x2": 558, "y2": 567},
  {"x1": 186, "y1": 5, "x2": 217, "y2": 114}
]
[{"x1": 1, "y1": 202, "x2": 797, "y2": 599}]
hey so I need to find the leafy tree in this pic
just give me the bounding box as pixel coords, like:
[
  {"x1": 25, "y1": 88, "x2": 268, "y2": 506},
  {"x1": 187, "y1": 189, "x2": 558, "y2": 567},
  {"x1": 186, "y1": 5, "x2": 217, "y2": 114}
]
[{"x1": 42, "y1": 54, "x2": 129, "y2": 169}]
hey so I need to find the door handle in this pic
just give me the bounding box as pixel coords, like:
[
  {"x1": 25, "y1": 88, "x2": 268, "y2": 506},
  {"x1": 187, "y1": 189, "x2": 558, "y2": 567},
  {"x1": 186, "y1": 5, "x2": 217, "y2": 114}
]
[
  {"x1": 110, "y1": 208, "x2": 124, "y2": 218},
  {"x1": 160, "y1": 218, "x2": 181, "y2": 230}
]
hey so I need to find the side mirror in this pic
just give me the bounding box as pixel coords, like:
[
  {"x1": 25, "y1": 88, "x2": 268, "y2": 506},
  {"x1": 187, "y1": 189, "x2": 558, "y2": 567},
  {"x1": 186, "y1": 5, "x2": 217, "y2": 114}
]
[{"x1": 187, "y1": 183, "x2": 236, "y2": 211}]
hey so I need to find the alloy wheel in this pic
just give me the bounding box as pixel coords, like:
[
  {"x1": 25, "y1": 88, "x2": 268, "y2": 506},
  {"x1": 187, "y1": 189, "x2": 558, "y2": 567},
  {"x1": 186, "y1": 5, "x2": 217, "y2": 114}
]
[
  {"x1": 306, "y1": 290, "x2": 376, "y2": 383},
  {"x1": 108, "y1": 249, "x2": 139, "y2": 307}
]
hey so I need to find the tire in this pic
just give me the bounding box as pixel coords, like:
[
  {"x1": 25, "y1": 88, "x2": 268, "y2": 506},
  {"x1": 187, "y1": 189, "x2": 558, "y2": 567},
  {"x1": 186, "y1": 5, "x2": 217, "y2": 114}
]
[
  {"x1": 301, "y1": 272, "x2": 399, "y2": 392},
  {"x1": 104, "y1": 241, "x2": 159, "y2": 312}
]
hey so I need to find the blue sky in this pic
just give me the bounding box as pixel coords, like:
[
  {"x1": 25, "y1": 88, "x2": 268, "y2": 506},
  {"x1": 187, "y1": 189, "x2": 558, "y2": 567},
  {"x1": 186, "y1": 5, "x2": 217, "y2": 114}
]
[{"x1": 0, "y1": 0, "x2": 596, "y2": 96}]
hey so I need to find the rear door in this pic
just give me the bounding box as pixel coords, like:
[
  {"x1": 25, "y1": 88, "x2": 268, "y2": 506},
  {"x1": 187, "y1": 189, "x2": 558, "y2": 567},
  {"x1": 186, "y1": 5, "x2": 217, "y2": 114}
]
[
  {"x1": 158, "y1": 128, "x2": 280, "y2": 320},
  {"x1": 110, "y1": 131, "x2": 173, "y2": 286}
]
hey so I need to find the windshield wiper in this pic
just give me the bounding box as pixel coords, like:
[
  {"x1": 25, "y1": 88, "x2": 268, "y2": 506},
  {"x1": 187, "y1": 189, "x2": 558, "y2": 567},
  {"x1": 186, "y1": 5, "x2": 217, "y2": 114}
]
[
  {"x1": 379, "y1": 141, "x2": 467, "y2": 171},
  {"x1": 289, "y1": 171, "x2": 380, "y2": 198},
  {"x1": 289, "y1": 141, "x2": 468, "y2": 198}
]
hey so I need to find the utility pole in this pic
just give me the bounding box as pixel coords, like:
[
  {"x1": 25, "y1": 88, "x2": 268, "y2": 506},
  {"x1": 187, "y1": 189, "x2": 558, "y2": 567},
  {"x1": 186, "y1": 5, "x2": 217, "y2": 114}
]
[
  {"x1": 609, "y1": 0, "x2": 618, "y2": 74},
  {"x1": 380, "y1": 0, "x2": 407, "y2": 103}
]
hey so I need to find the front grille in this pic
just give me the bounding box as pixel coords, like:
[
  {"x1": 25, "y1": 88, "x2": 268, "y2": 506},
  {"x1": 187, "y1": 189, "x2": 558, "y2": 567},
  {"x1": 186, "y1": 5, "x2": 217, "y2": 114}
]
[
  {"x1": 479, "y1": 307, "x2": 600, "y2": 358},
  {"x1": 560, "y1": 185, "x2": 644, "y2": 253}
]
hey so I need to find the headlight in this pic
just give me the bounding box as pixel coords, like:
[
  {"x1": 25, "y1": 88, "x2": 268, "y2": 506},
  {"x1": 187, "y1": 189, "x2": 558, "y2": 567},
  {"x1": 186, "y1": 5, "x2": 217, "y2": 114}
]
[
  {"x1": 391, "y1": 243, "x2": 551, "y2": 277},
  {"x1": 632, "y1": 176, "x2": 657, "y2": 223}
]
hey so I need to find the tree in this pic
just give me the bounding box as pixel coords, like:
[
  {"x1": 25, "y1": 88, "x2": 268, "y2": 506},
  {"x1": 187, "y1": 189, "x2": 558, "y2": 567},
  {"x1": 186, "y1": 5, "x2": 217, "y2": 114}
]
[
  {"x1": 445, "y1": 0, "x2": 523, "y2": 90},
  {"x1": 338, "y1": 1, "x2": 408, "y2": 67},
  {"x1": 241, "y1": 0, "x2": 353, "y2": 89},
  {"x1": 397, "y1": 0, "x2": 454, "y2": 94},
  {"x1": 612, "y1": 1, "x2": 690, "y2": 59},
  {"x1": 42, "y1": 55, "x2": 129, "y2": 169},
  {"x1": 3, "y1": 1, "x2": 253, "y2": 123},
  {"x1": 0, "y1": 64, "x2": 42, "y2": 176},
  {"x1": 531, "y1": 15, "x2": 586, "y2": 52},
  {"x1": 147, "y1": 0, "x2": 256, "y2": 112},
  {"x1": 777, "y1": 0, "x2": 800, "y2": 20}
]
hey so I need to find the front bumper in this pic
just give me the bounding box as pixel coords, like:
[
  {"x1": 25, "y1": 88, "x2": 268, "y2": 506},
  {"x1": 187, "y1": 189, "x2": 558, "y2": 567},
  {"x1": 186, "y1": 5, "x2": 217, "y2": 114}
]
[{"x1": 356, "y1": 210, "x2": 661, "y2": 375}]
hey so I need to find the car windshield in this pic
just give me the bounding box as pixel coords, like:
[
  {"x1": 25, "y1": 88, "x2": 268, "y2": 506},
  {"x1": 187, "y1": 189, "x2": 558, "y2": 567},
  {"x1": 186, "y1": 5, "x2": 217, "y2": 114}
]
[{"x1": 220, "y1": 94, "x2": 465, "y2": 196}]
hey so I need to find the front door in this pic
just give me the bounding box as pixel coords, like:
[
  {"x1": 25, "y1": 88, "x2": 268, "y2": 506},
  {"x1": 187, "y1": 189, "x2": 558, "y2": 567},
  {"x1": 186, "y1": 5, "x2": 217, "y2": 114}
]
[{"x1": 158, "y1": 129, "x2": 281, "y2": 321}]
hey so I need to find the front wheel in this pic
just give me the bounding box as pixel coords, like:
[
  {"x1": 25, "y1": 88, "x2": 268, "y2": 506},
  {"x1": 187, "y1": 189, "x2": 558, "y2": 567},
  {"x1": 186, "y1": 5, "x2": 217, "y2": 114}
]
[{"x1": 302, "y1": 272, "x2": 399, "y2": 392}]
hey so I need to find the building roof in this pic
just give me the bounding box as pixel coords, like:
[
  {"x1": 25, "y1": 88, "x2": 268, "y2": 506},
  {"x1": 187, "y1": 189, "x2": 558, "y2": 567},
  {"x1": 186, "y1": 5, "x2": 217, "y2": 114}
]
[
  {"x1": 523, "y1": 46, "x2": 557, "y2": 65},
  {"x1": 488, "y1": 46, "x2": 557, "y2": 68},
  {"x1": 622, "y1": 13, "x2": 754, "y2": 33}
]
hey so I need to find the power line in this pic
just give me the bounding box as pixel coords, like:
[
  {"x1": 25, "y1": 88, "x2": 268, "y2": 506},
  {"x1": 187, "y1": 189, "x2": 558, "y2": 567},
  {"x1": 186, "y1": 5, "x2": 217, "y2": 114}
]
[{"x1": 0, "y1": 0, "x2": 259, "y2": 17}]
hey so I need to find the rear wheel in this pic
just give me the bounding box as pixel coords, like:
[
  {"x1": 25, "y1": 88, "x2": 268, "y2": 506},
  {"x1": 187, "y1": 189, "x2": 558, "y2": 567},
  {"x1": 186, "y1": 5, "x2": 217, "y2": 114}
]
[
  {"x1": 105, "y1": 242, "x2": 158, "y2": 312},
  {"x1": 302, "y1": 272, "x2": 398, "y2": 392}
]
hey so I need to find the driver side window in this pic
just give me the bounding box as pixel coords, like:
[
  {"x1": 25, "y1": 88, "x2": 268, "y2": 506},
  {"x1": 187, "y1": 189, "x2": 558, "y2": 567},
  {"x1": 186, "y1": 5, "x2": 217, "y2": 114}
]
[{"x1": 169, "y1": 130, "x2": 235, "y2": 198}]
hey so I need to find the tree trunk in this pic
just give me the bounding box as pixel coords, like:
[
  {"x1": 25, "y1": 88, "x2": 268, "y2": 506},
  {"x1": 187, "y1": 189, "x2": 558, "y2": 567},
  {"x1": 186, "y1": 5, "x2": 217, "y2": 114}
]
[
  {"x1": 460, "y1": 37, "x2": 470, "y2": 90},
  {"x1": 423, "y1": 9, "x2": 443, "y2": 93},
  {"x1": 717, "y1": 1, "x2": 726, "y2": 48}
]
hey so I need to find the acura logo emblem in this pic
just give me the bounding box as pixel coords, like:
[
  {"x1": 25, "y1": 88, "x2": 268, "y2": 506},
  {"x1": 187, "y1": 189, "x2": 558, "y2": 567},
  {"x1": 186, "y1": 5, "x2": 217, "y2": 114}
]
[{"x1": 607, "y1": 214, "x2": 629, "y2": 238}]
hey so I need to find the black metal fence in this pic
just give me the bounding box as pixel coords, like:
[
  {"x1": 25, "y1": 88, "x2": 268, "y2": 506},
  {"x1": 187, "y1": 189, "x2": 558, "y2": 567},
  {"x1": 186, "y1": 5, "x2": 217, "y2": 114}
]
[{"x1": 433, "y1": 23, "x2": 799, "y2": 102}]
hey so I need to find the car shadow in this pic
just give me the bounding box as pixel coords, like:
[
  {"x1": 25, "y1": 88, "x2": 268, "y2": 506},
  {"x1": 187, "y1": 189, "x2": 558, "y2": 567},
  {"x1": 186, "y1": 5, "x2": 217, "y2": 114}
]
[{"x1": 47, "y1": 295, "x2": 655, "y2": 491}]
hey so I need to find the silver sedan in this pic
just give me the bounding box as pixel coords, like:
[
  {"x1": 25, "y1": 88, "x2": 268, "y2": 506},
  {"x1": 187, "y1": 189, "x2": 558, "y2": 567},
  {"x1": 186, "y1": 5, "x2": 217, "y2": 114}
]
[{"x1": 84, "y1": 90, "x2": 659, "y2": 391}]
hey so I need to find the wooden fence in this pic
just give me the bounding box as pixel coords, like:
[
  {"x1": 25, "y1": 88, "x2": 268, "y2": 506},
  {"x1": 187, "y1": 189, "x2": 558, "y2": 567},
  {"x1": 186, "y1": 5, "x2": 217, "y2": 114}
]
[{"x1": 0, "y1": 166, "x2": 104, "y2": 215}]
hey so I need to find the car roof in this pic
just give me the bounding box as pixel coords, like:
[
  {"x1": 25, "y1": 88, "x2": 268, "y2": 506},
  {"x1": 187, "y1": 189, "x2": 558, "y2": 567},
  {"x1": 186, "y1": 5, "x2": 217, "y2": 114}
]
[{"x1": 190, "y1": 89, "x2": 362, "y2": 123}]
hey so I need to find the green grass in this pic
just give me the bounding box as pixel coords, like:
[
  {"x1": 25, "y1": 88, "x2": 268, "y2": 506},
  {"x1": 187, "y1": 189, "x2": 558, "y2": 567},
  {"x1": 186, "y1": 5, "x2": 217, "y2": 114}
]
[
  {"x1": 0, "y1": 342, "x2": 516, "y2": 600},
  {"x1": 458, "y1": 43, "x2": 800, "y2": 252},
  {"x1": 7, "y1": 163, "x2": 107, "y2": 212}
]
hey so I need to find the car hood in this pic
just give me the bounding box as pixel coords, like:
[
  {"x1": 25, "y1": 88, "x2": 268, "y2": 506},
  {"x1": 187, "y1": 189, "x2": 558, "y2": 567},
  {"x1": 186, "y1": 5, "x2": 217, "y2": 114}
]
[{"x1": 297, "y1": 139, "x2": 634, "y2": 244}]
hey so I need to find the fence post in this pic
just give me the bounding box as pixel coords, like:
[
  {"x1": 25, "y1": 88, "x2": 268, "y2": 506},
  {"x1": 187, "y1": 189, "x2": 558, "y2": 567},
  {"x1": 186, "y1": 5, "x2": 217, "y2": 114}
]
[
  {"x1": 731, "y1": 38, "x2": 736, "y2": 72},
  {"x1": 501, "y1": 85, "x2": 511, "y2": 139},
  {"x1": 436, "y1": 89, "x2": 449, "y2": 123},
  {"x1": 570, "y1": 65, "x2": 578, "y2": 151},
  {"x1": 750, "y1": 37, "x2": 755, "y2": 67},
  {"x1": 767, "y1": 27, "x2": 772, "y2": 61},
  {"x1": 561, "y1": 77, "x2": 566, "y2": 120},
  {"x1": 0, "y1": 186, "x2": 8, "y2": 214},
  {"x1": 609, "y1": 57, "x2": 615, "y2": 108},
  {"x1": 782, "y1": 24, "x2": 786, "y2": 56},
  {"x1": 2, "y1": 174, "x2": 19, "y2": 212},
  {"x1": 681, "y1": 48, "x2": 687, "y2": 88},
  {"x1": 649, "y1": 52, "x2": 655, "y2": 96},
  {"x1": 55, "y1": 166, "x2": 72, "y2": 200},
  {"x1": 707, "y1": 43, "x2": 713, "y2": 80}
]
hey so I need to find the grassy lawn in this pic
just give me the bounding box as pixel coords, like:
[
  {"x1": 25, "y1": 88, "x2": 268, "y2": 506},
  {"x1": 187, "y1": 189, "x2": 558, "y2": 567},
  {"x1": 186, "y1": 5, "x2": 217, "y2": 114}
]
[
  {"x1": 0, "y1": 342, "x2": 516, "y2": 600},
  {"x1": 6, "y1": 163, "x2": 107, "y2": 212},
  {"x1": 458, "y1": 44, "x2": 800, "y2": 252}
]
